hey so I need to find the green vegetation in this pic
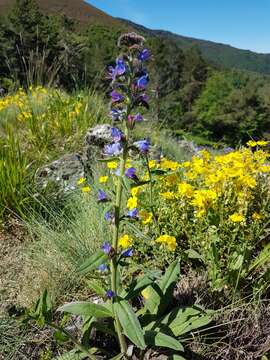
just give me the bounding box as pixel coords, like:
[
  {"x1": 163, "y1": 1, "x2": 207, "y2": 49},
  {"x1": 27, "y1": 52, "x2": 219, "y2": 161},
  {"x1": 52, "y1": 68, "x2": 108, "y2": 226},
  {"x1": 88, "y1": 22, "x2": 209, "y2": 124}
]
[{"x1": 1, "y1": 1, "x2": 270, "y2": 359}]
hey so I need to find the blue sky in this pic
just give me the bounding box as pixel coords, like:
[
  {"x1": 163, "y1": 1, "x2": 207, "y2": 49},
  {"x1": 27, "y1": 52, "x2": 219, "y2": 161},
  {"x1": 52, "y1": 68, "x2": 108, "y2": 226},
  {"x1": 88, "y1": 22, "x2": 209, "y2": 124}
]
[{"x1": 87, "y1": 0, "x2": 270, "y2": 53}]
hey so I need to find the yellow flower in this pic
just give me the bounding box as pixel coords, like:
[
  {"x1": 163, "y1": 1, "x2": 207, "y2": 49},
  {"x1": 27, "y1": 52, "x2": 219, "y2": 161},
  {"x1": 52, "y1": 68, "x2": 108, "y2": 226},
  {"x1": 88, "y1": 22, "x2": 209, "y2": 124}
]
[
  {"x1": 155, "y1": 235, "x2": 177, "y2": 251},
  {"x1": 257, "y1": 140, "x2": 268, "y2": 146},
  {"x1": 139, "y1": 210, "x2": 153, "y2": 225},
  {"x1": 77, "y1": 177, "x2": 86, "y2": 185},
  {"x1": 127, "y1": 196, "x2": 138, "y2": 210},
  {"x1": 252, "y1": 212, "x2": 261, "y2": 221},
  {"x1": 119, "y1": 234, "x2": 133, "y2": 249},
  {"x1": 131, "y1": 186, "x2": 140, "y2": 197},
  {"x1": 99, "y1": 176, "x2": 108, "y2": 183},
  {"x1": 160, "y1": 191, "x2": 175, "y2": 200},
  {"x1": 247, "y1": 140, "x2": 258, "y2": 147},
  {"x1": 229, "y1": 213, "x2": 245, "y2": 223},
  {"x1": 178, "y1": 182, "x2": 194, "y2": 198},
  {"x1": 81, "y1": 186, "x2": 91, "y2": 193},
  {"x1": 125, "y1": 159, "x2": 132, "y2": 169},
  {"x1": 107, "y1": 161, "x2": 118, "y2": 169},
  {"x1": 148, "y1": 160, "x2": 156, "y2": 169}
]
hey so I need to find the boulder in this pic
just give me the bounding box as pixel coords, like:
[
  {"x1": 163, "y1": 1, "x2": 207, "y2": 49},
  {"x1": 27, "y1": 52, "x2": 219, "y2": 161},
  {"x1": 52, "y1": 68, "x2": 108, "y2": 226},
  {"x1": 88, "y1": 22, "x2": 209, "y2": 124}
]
[{"x1": 36, "y1": 153, "x2": 85, "y2": 191}]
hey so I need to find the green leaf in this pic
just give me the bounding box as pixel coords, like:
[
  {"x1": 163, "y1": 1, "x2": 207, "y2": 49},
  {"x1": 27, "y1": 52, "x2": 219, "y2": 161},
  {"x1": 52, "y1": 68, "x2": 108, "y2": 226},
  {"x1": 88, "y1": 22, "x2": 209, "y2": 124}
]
[
  {"x1": 58, "y1": 302, "x2": 113, "y2": 318},
  {"x1": 55, "y1": 350, "x2": 86, "y2": 360},
  {"x1": 77, "y1": 250, "x2": 108, "y2": 275},
  {"x1": 144, "y1": 260, "x2": 180, "y2": 315},
  {"x1": 144, "y1": 330, "x2": 184, "y2": 351},
  {"x1": 161, "y1": 307, "x2": 212, "y2": 336},
  {"x1": 88, "y1": 280, "x2": 106, "y2": 296},
  {"x1": 114, "y1": 300, "x2": 146, "y2": 349},
  {"x1": 185, "y1": 249, "x2": 204, "y2": 261},
  {"x1": 229, "y1": 253, "x2": 244, "y2": 271},
  {"x1": 159, "y1": 260, "x2": 180, "y2": 294},
  {"x1": 168, "y1": 355, "x2": 187, "y2": 360},
  {"x1": 124, "y1": 276, "x2": 153, "y2": 300},
  {"x1": 54, "y1": 330, "x2": 69, "y2": 343}
]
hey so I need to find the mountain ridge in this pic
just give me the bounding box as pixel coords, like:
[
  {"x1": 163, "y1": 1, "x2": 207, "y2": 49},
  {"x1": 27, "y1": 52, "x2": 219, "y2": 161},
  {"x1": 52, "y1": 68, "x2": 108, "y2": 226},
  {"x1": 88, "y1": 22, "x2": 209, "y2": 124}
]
[{"x1": 119, "y1": 18, "x2": 270, "y2": 74}]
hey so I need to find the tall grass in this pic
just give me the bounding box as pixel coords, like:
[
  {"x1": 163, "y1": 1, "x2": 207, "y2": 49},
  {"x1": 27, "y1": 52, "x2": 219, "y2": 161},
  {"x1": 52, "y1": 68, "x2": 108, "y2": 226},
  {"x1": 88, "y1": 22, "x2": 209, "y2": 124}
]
[
  {"x1": 17, "y1": 192, "x2": 110, "y2": 307},
  {"x1": 0, "y1": 87, "x2": 107, "y2": 220}
]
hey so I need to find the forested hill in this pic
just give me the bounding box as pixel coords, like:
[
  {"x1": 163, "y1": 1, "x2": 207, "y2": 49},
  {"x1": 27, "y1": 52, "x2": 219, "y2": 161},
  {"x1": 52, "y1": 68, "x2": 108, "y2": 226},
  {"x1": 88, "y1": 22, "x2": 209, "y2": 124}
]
[
  {"x1": 0, "y1": 0, "x2": 121, "y2": 26},
  {"x1": 119, "y1": 19, "x2": 270, "y2": 75},
  {"x1": 1, "y1": 0, "x2": 270, "y2": 74}
]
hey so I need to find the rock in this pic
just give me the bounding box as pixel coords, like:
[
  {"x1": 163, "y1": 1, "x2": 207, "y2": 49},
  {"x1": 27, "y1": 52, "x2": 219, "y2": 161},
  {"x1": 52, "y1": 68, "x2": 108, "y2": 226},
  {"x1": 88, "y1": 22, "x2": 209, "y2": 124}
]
[
  {"x1": 84, "y1": 124, "x2": 113, "y2": 164},
  {"x1": 36, "y1": 153, "x2": 85, "y2": 191},
  {"x1": 36, "y1": 124, "x2": 113, "y2": 190}
]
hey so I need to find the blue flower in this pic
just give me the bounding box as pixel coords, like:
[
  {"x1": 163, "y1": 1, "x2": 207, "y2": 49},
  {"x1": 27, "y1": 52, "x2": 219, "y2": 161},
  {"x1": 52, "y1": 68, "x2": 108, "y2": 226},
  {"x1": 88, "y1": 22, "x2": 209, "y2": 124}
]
[
  {"x1": 127, "y1": 208, "x2": 138, "y2": 218},
  {"x1": 110, "y1": 108, "x2": 125, "y2": 121},
  {"x1": 111, "y1": 127, "x2": 123, "y2": 142},
  {"x1": 110, "y1": 90, "x2": 124, "y2": 103},
  {"x1": 102, "y1": 242, "x2": 112, "y2": 255},
  {"x1": 134, "y1": 113, "x2": 144, "y2": 122},
  {"x1": 98, "y1": 190, "x2": 108, "y2": 203},
  {"x1": 105, "y1": 211, "x2": 113, "y2": 222},
  {"x1": 124, "y1": 167, "x2": 137, "y2": 179},
  {"x1": 106, "y1": 290, "x2": 115, "y2": 299},
  {"x1": 136, "y1": 74, "x2": 149, "y2": 89},
  {"x1": 107, "y1": 58, "x2": 126, "y2": 80},
  {"x1": 98, "y1": 263, "x2": 108, "y2": 272},
  {"x1": 134, "y1": 139, "x2": 150, "y2": 154},
  {"x1": 115, "y1": 58, "x2": 126, "y2": 76},
  {"x1": 138, "y1": 49, "x2": 151, "y2": 61},
  {"x1": 104, "y1": 142, "x2": 122, "y2": 156},
  {"x1": 122, "y1": 248, "x2": 133, "y2": 257}
]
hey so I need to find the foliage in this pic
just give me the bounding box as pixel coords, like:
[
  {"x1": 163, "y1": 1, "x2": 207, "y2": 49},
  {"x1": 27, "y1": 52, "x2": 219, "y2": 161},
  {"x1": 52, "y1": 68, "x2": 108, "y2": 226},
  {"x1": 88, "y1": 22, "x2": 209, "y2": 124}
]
[{"x1": 0, "y1": 86, "x2": 106, "y2": 220}]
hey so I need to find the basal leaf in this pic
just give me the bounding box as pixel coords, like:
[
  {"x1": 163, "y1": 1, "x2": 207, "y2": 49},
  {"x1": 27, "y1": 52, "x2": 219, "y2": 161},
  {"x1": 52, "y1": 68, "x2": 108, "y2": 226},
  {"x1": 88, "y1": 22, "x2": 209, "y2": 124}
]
[
  {"x1": 114, "y1": 300, "x2": 146, "y2": 349},
  {"x1": 58, "y1": 302, "x2": 113, "y2": 318},
  {"x1": 144, "y1": 330, "x2": 184, "y2": 351}
]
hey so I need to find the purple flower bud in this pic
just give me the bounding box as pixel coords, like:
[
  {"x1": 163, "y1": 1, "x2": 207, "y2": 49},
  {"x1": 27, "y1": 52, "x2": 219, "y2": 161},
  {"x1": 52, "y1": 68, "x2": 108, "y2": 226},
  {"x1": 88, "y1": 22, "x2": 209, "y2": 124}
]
[
  {"x1": 104, "y1": 143, "x2": 123, "y2": 156},
  {"x1": 136, "y1": 74, "x2": 149, "y2": 89},
  {"x1": 125, "y1": 167, "x2": 137, "y2": 179},
  {"x1": 128, "y1": 113, "x2": 144, "y2": 127},
  {"x1": 127, "y1": 208, "x2": 139, "y2": 218},
  {"x1": 111, "y1": 90, "x2": 124, "y2": 103},
  {"x1": 98, "y1": 190, "x2": 108, "y2": 203},
  {"x1": 106, "y1": 290, "x2": 115, "y2": 299},
  {"x1": 102, "y1": 242, "x2": 112, "y2": 255},
  {"x1": 138, "y1": 49, "x2": 151, "y2": 61},
  {"x1": 98, "y1": 263, "x2": 108, "y2": 272},
  {"x1": 122, "y1": 248, "x2": 133, "y2": 257},
  {"x1": 134, "y1": 139, "x2": 150, "y2": 154},
  {"x1": 111, "y1": 127, "x2": 123, "y2": 142},
  {"x1": 136, "y1": 93, "x2": 149, "y2": 109}
]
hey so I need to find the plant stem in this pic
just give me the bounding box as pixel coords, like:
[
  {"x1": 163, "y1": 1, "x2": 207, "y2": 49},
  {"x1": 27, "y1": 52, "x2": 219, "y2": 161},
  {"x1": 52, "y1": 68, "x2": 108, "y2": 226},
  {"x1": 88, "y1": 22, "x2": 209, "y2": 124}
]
[{"x1": 111, "y1": 138, "x2": 128, "y2": 355}]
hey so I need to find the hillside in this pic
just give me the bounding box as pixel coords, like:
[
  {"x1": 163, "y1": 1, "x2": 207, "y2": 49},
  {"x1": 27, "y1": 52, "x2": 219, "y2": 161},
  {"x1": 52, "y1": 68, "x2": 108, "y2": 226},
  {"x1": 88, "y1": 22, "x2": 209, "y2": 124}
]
[
  {"x1": 0, "y1": 0, "x2": 121, "y2": 26},
  {"x1": 120, "y1": 19, "x2": 270, "y2": 75}
]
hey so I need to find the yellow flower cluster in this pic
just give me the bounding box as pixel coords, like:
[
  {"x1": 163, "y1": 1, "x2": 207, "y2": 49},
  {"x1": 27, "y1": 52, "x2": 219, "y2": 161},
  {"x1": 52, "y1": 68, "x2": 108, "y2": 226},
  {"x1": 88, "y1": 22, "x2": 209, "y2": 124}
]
[
  {"x1": 154, "y1": 148, "x2": 270, "y2": 222},
  {"x1": 155, "y1": 234, "x2": 177, "y2": 251}
]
